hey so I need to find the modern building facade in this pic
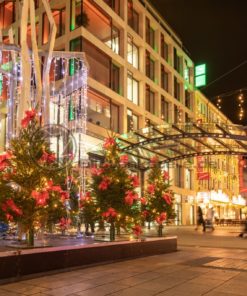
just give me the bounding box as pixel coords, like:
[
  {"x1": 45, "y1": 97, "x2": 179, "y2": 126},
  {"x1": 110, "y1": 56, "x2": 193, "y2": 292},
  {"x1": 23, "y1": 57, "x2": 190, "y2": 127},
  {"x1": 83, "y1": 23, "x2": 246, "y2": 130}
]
[{"x1": 0, "y1": 0, "x2": 246, "y2": 224}]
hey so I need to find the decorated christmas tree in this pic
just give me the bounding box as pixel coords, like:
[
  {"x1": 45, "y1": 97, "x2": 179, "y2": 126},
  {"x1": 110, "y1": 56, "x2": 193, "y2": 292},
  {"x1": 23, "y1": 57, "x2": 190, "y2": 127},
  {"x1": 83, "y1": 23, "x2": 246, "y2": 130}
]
[
  {"x1": 143, "y1": 157, "x2": 174, "y2": 237},
  {"x1": 0, "y1": 110, "x2": 70, "y2": 246},
  {"x1": 90, "y1": 137, "x2": 141, "y2": 241}
]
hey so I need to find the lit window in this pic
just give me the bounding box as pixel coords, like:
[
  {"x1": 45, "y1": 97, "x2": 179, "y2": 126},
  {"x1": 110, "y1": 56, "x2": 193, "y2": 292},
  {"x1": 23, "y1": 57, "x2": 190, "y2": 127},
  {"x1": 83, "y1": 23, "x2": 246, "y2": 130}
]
[
  {"x1": 127, "y1": 72, "x2": 139, "y2": 105},
  {"x1": 127, "y1": 35, "x2": 139, "y2": 69},
  {"x1": 127, "y1": 109, "x2": 138, "y2": 132}
]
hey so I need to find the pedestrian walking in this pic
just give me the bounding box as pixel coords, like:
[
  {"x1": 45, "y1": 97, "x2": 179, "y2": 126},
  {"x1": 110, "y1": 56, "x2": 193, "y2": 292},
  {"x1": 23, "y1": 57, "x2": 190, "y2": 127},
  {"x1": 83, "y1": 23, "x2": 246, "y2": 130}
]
[{"x1": 195, "y1": 206, "x2": 205, "y2": 232}]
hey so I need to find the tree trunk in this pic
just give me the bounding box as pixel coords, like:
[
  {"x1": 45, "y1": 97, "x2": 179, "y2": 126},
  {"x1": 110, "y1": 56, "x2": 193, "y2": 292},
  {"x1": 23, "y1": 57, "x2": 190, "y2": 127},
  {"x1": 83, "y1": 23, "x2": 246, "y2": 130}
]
[
  {"x1": 27, "y1": 227, "x2": 34, "y2": 247},
  {"x1": 98, "y1": 220, "x2": 105, "y2": 231},
  {"x1": 110, "y1": 222, "x2": 115, "y2": 241},
  {"x1": 148, "y1": 221, "x2": 151, "y2": 230},
  {"x1": 158, "y1": 224, "x2": 163, "y2": 237},
  {"x1": 116, "y1": 225, "x2": 120, "y2": 235}
]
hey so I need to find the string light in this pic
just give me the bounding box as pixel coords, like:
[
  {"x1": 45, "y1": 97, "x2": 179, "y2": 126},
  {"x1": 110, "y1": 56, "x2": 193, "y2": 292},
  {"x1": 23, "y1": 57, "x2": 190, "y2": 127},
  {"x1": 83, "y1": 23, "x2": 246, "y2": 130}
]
[
  {"x1": 216, "y1": 96, "x2": 222, "y2": 109},
  {"x1": 238, "y1": 92, "x2": 244, "y2": 121}
]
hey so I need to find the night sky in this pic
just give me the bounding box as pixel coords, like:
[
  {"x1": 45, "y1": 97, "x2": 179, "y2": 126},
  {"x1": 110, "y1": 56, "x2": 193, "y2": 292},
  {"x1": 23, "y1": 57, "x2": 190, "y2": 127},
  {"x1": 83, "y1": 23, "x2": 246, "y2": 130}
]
[{"x1": 150, "y1": 0, "x2": 247, "y2": 125}]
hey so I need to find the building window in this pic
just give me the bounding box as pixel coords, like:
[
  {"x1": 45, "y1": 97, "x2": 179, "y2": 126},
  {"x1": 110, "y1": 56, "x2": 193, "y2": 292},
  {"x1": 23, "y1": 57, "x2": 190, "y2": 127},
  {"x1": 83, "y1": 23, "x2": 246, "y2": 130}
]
[
  {"x1": 127, "y1": 35, "x2": 139, "y2": 69},
  {"x1": 175, "y1": 164, "x2": 183, "y2": 187},
  {"x1": 174, "y1": 48, "x2": 182, "y2": 75},
  {"x1": 107, "y1": 26, "x2": 120, "y2": 55},
  {"x1": 174, "y1": 105, "x2": 182, "y2": 124},
  {"x1": 174, "y1": 77, "x2": 181, "y2": 101},
  {"x1": 69, "y1": 37, "x2": 83, "y2": 75},
  {"x1": 43, "y1": 8, "x2": 65, "y2": 44},
  {"x1": 145, "y1": 85, "x2": 155, "y2": 115},
  {"x1": 70, "y1": 36, "x2": 82, "y2": 51},
  {"x1": 0, "y1": 1, "x2": 15, "y2": 29},
  {"x1": 185, "y1": 90, "x2": 192, "y2": 110},
  {"x1": 127, "y1": 72, "x2": 139, "y2": 105},
  {"x1": 146, "y1": 51, "x2": 155, "y2": 81},
  {"x1": 103, "y1": 0, "x2": 120, "y2": 16},
  {"x1": 161, "y1": 64, "x2": 169, "y2": 92},
  {"x1": 71, "y1": 37, "x2": 120, "y2": 92},
  {"x1": 161, "y1": 33, "x2": 168, "y2": 61},
  {"x1": 128, "y1": 0, "x2": 139, "y2": 34},
  {"x1": 127, "y1": 109, "x2": 138, "y2": 132},
  {"x1": 185, "y1": 113, "x2": 192, "y2": 123},
  {"x1": 161, "y1": 96, "x2": 169, "y2": 122},
  {"x1": 146, "y1": 18, "x2": 155, "y2": 49},
  {"x1": 82, "y1": 0, "x2": 120, "y2": 54},
  {"x1": 111, "y1": 64, "x2": 120, "y2": 93},
  {"x1": 71, "y1": 0, "x2": 90, "y2": 30},
  {"x1": 87, "y1": 88, "x2": 119, "y2": 132}
]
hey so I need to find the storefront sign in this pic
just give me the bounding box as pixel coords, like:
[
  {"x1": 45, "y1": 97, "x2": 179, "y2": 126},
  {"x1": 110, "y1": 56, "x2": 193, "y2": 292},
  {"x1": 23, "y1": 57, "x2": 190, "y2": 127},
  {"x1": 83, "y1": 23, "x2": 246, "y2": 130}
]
[
  {"x1": 196, "y1": 192, "x2": 210, "y2": 204},
  {"x1": 210, "y1": 190, "x2": 229, "y2": 203},
  {"x1": 232, "y1": 195, "x2": 246, "y2": 206}
]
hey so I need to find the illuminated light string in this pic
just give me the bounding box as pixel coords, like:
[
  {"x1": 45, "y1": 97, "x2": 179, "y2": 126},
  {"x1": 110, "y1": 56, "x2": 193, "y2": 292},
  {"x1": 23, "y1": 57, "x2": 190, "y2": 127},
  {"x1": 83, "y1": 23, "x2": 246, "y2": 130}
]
[
  {"x1": 0, "y1": 45, "x2": 88, "y2": 193},
  {"x1": 213, "y1": 88, "x2": 247, "y2": 121},
  {"x1": 216, "y1": 96, "x2": 222, "y2": 110}
]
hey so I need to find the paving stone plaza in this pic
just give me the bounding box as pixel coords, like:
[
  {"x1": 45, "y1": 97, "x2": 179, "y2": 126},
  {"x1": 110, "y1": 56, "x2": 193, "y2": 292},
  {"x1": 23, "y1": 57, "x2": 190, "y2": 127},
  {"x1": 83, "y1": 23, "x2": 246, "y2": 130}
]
[{"x1": 0, "y1": 227, "x2": 246, "y2": 296}]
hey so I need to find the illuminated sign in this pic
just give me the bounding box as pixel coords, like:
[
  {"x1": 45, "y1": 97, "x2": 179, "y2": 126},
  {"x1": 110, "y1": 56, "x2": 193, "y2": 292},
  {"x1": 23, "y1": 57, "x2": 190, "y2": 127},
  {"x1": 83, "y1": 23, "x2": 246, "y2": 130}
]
[
  {"x1": 232, "y1": 195, "x2": 246, "y2": 206},
  {"x1": 195, "y1": 63, "x2": 206, "y2": 87},
  {"x1": 210, "y1": 190, "x2": 229, "y2": 203}
]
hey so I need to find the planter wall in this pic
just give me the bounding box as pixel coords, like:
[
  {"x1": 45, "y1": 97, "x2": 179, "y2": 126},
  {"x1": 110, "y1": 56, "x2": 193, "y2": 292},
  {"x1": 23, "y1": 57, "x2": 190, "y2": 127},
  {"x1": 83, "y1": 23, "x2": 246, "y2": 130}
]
[{"x1": 0, "y1": 236, "x2": 177, "y2": 282}]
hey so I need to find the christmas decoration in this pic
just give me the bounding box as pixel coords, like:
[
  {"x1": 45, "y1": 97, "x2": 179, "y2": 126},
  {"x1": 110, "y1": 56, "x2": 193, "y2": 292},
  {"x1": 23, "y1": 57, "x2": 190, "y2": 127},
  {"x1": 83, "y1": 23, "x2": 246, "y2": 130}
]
[
  {"x1": 0, "y1": 113, "x2": 69, "y2": 246},
  {"x1": 143, "y1": 157, "x2": 174, "y2": 237},
  {"x1": 91, "y1": 137, "x2": 141, "y2": 241}
]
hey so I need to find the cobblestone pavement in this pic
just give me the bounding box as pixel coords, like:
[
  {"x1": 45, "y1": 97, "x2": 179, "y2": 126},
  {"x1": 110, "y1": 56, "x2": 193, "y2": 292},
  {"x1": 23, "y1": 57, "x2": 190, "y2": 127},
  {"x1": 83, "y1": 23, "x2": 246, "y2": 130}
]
[{"x1": 0, "y1": 245, "x2": 247, "y2": 296}]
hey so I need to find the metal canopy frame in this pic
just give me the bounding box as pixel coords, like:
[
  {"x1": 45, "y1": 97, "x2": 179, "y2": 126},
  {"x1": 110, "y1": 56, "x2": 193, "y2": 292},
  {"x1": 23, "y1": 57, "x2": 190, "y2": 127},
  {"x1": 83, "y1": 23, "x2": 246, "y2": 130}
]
[{"x1": 117, "y1": 122, "x2": 247, "y2": 169}]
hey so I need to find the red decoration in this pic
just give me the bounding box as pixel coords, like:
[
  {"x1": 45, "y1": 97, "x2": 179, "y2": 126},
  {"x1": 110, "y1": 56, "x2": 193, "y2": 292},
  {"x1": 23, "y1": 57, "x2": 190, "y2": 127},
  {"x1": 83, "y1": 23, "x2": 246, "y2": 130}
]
[
  {"x1": 163, "y1": 171, "x2": 169, "y2": 180},
  {"x1": 141, "y1": 210, "x2": 149, "y2": 218},
  {"x1": 132, "y1": 225, "x2": 142, "y2": 237},
  {"x1": 60, "y1": 191, "x2": 69, "y2": 202},
  {"x1": 120, "y1": 155, "x2": 128, "y2": 165},
  {"x1": 102, "y1": 163, "x2": 110, "y2": 169},
  {"x1": 98, "y1": 176, "x2": 111, "y2": 190},
  {"x1": 124, "y1": 190, "x2": 138, "y2": 206},
  {"x1": 80, "y1": 191, "x2": 92, "y2": 202},
  {"x1": 59, "y1": 217, "x2": 71, "y2": 230},
  {"x1": 40, "y1": 151, "x2": 56, "y2": 164},
  {"x1": 0, "y1": 151, "x2": 12, "y2": 171},
  {"x1": 129, "y1": 175, "x2": 140, "y2": 187},
  {"x1": 155, "y1": 212, "x2": 167, "y2": 225},
  {"x1": 21, "y1": 109, "x2": 36, "y2": 128},
  {"x1": 47, "y1": 180, "x2": 62, "y2": 192},
  {"x1": 103, "y1": 137, "x2": 116, "y2": 149},
  {"x1": 140, "y1": 197, "x2": 147, "y2": 205},
  {"x1": 2, "y1": 199, "x2": 23, "y2": 216},
  {"x1": 147, "y1": 184, "x2": 155, "y2": 194},
  {"x1": 102, "y1": 207, "x2": 117, "y2": 219},
  {"x1": 162, "y1": 193, "x2": 172, "y2": 205},
  {"x1": 31, "y1": 190, "x2": 49, "y2": 206},
  {"x1": 91, "y1": 167, "x2": 104, "y2": 176},
  {"x1": 6, "y1": 213, "x2": 13, "y2": 221}
]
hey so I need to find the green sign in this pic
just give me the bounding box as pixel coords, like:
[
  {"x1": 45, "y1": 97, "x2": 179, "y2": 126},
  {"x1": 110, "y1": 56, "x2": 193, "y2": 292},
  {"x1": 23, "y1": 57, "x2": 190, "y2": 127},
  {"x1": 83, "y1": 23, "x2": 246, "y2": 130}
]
[
  {"x1": 195, "y1": 63, "x2": 206, "y2": 87},
  {"x1": 195, "y1": 75, "x2": 206, "y2": 88}
]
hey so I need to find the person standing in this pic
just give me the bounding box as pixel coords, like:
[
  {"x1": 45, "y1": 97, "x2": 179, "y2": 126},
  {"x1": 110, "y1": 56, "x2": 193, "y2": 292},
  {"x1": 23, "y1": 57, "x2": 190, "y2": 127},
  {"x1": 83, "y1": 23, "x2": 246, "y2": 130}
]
[{"x1": 195, "y1": 206, "x2": 205, "y2": 231}]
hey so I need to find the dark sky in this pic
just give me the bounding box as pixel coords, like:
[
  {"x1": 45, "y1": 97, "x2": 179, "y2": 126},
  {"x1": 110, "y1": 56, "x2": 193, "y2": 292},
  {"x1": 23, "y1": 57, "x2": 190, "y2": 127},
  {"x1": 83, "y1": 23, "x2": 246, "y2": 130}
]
[{"x1": 150, "y1": 0, "x2": 247, "y2": 125}]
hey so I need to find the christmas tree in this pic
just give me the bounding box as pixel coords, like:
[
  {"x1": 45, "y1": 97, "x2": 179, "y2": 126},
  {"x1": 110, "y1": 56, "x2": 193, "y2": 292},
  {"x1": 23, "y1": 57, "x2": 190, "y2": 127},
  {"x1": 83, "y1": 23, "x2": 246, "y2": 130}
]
[
  {"x1": 90, "y1": 137, "x2": 141, "y2": 241},
  {"x1": 0, "y1": 110, "x2": 69, "y2": 246},
  {"x1": 143, "y1": 157, "x2": 174, "y2": 237}
]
